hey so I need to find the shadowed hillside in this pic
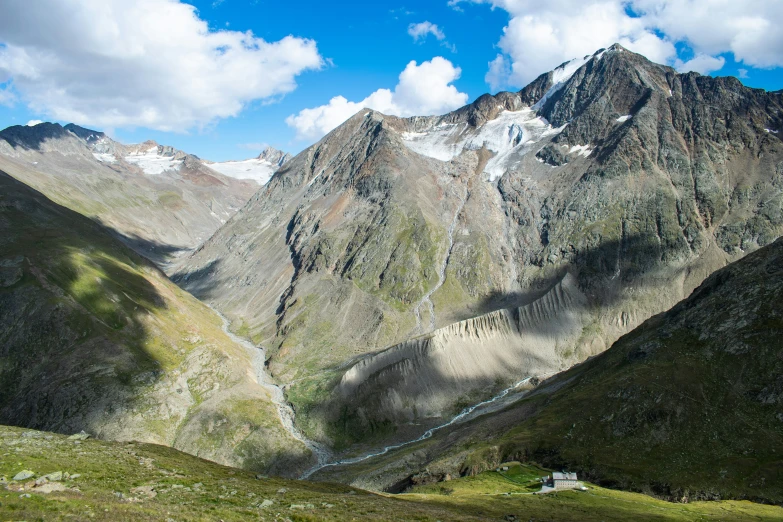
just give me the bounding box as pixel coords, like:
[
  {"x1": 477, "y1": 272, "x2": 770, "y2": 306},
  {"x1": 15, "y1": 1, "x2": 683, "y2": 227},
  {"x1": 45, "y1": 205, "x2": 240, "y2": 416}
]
[{"x1": 0, "y1": 171, "x2": 312, "y2": 476}]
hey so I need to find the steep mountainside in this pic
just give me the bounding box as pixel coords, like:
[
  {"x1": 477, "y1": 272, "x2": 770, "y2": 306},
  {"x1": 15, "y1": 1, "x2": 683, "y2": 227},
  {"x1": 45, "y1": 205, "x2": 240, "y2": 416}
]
[
  {"x1": 0, "y1": 171, "x2": 312, "y2": 476},
  {"x1": 0, "y1": 123, "x2": 258, "y2": 266},
  {"x1": 175, "y1": 45, "x2": 783, "y2": 448},
  {"x1": 318, "y1": 238, "x2": 783, "y2": 504}
]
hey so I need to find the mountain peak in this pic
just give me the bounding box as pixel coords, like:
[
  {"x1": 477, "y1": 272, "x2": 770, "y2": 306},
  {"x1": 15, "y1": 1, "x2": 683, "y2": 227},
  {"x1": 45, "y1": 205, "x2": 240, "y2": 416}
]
[
  {"x1": 0, "y1": 122, "x2": 73, "y2": 151},
  {"x1": 258, "y1": 146, "x2": 293, "y2": 167}
]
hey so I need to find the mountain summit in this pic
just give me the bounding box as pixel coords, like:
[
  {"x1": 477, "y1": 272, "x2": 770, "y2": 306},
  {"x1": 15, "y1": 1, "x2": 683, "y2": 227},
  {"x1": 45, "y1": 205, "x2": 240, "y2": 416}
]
[{"x1": 176, "y1": 44, "x2": 782, "y2": 449}]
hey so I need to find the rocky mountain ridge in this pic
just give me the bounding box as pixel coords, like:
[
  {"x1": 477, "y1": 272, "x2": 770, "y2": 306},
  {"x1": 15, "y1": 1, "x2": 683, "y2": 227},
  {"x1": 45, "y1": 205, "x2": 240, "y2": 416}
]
[
  {"x1": 175, "y1": 44, "x2": 783, "y2": 453},
  {"x1": 0, "y1": 122, "x2": 259, "y2": 266}
]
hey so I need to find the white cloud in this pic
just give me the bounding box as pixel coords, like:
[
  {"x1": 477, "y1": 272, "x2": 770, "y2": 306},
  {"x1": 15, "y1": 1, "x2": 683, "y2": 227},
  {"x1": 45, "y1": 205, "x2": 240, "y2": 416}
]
[
  {"x1": 25, "y1": 119, "x2": 43, "y2": 127},
  {"x1": 287, "y1": 57, "x2": 469, "y2": 140},
  {"x1": 460, "y1": 0, "x2": 782, "y2": 89},
  {"x1": 408, "y1": 22, "x2": 446, "y2": 42},
  {"x1": 238, "y1": 142, "x2": 270, "y2": 151},
  {"x1": 632, "y1": 0, "x2": 783, "y2": 69},
  {"x1": 738, "y1": 68, "x2": 749, "y2": 79},
  {"x1": 458, "y1": 1, "x2": 676, "y2": 88},
  {"x1": 486, "y1": 55, "x2": 511, "y2": 92},
  {"x1": 0, "y1": 86, "x2": 14, "y2": 107},
  {"x1": 675, "y1": 54, "x2": 726, "y2": 75},
  {"x1": 0, "y1": 0, "x2": 323, "y2": 132}
]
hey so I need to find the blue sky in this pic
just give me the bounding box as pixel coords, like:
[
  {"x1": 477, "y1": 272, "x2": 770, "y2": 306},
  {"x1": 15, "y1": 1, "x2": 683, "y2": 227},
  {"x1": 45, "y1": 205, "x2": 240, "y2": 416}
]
[{"x1": 1, "y1": 0, "x2": 782, "y2": 161}]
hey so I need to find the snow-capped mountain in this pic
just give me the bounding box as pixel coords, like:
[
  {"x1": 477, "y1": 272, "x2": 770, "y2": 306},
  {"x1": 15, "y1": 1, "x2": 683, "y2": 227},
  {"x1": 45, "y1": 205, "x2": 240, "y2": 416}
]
[
  {"x1": 0, "y1": 123, "x2": 258, "y2": 266},
  {"x1": 175, "y1": 44, "x2": 783, "y2": 456}
]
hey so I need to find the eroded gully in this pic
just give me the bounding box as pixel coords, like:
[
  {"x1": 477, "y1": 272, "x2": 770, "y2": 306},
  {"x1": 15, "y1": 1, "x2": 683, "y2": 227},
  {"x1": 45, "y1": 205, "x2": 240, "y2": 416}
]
[{"x1": 413, "y1": 186, "x2": 468, "y2": 334}]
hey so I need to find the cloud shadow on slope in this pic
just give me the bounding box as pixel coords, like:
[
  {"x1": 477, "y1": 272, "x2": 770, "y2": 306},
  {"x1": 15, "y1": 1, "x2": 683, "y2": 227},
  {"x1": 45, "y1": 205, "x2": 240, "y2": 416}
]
[{"x1": 0, "y1": 170, "x2": 171, "y2": 437}]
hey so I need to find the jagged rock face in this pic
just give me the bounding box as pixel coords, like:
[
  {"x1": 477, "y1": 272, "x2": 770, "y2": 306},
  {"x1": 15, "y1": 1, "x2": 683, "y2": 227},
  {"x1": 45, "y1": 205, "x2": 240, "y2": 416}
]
[
  {"x1": 258, "y1": 146, "x2": 293, "y2": 167},
  {"x1": 0, "y1": 123, "x2": 258, "y2": 267},
  {"x1": 0, "y1": 172, "x2": 312, "y2": 476},
  {"x1": 176, "y1": 45, "x2": 783, "y2": 446}
]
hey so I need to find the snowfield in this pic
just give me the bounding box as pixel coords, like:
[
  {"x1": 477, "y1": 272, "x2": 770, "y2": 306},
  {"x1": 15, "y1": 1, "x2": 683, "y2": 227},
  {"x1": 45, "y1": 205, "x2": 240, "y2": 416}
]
[
  {"x1": 207, "y1": 158, "x2": 278, "y2": 185},
  {"x1": 401, "y1": 109, "x2": 564, "y2": 181},
  {"x1": 124, "y1": 147, "x2": 183, "y2": 175}
]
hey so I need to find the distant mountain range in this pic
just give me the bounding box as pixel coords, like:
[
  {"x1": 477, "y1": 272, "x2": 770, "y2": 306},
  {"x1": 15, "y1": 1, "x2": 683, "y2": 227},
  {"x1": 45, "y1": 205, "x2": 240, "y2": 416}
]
[{"x1": 0, "y1": 122, "x2": 290, "y2": 266}]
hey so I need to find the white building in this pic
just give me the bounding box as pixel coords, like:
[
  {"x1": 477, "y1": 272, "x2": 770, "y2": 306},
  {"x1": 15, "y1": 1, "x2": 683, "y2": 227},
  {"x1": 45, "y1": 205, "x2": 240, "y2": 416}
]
[{"x1": 551, "y1": 472, "x2": 578, "y2": 490}]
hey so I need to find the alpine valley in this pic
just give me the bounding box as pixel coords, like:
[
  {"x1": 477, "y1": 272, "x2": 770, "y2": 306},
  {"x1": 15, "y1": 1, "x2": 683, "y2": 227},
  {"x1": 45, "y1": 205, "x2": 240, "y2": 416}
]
[{"x1": 1, "y1": 44, "x2": 782, "y2": 521}]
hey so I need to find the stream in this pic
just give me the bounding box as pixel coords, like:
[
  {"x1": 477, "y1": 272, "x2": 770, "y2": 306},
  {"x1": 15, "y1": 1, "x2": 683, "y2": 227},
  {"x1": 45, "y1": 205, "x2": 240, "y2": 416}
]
[
  {"x1": 300, "y1": 377, "x2": 532, "y2": 479},
  {"x1": 212, "y1": 287, "x2": 533, "y2": 482},
  {"x1": 211, "y1": 306, "x2": 333, "y2": 470}
]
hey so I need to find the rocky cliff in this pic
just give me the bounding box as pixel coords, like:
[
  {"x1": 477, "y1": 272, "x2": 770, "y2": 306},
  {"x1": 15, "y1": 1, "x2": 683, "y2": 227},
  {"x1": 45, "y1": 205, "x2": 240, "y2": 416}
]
[{"x1": 175, "y1": 44, "x2": 783, "y2": 448}]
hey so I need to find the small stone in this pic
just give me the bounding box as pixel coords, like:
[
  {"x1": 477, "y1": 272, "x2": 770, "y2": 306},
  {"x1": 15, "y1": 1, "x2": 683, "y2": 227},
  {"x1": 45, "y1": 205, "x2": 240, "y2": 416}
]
[
  {"x1": 35, "y1": 477, "x2": 48, "y2": 486},
  {"x1": 19, "y1": 493, "x2": 31, "y2": 499},
  {"x1": 260, "y1": 499, "x2": 274, "y2": 508},
  {"x1": 130, "y1": 486, "x2": 156, "y2": 499},
  {"x1": 70, "y1": 474, "x2": 81, "y2": 479},
  {"x1": 44, "y1": 471, "x2": 63, "y2": 482},
  {"x1": 36, "y1": 483, "x2": 68, "y2": 494},
  {"x1": 67, "y1": 431, "x2": 91, "y2": 441},
  {"x1": 13, "y1": 470, "x2": 34, "y2": 481},
  {"x1": 277, "y1": 487, "x2": 287, "y2": 494}
]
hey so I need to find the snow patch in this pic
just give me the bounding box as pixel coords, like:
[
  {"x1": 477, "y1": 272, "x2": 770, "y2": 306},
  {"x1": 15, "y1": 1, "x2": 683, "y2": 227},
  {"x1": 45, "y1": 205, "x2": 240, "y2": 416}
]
[
  {"x1": 208, "y1": 158, "x2": 277, "y2": 184},
  {"x1": 569, "y1": 144, "x2": 593, "y2": 157},
  {"x1": 401, "y1": 109, "x2": 565, "y2": 180},
  {"x1": 92, "y1": 152, "x2": 116, "y2": 163},
  {"x1": 765, "y1": 128, "x2": 779, "y2": 134},
  {"x1": 124, "y1": 149, "x2": 182, "y2": 175},
  {"x1": 533, "y1": 55, "x2": 591, "y2": 110},
  {"x1": 616, "y1": 115, "x2": 632, "y2": 123}
]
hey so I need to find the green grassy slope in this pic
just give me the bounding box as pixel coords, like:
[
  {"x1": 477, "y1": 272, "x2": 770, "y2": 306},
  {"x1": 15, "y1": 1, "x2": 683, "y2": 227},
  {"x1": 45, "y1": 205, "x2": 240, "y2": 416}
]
[
  {"x1": 0, "y1": 171, "x2": 310, "y2": 475},
  {"x1": 2, "y1": 426, "x2": 781, "y2": 521}
]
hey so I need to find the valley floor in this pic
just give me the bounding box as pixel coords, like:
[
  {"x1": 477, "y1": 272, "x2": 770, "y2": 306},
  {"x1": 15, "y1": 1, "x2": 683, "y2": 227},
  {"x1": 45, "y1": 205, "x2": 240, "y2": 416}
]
[{"x1": 1, "y1": 426, "x2": 780, "y2": 521}]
